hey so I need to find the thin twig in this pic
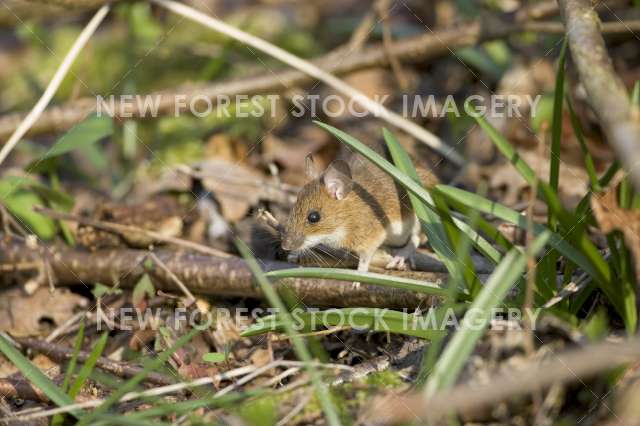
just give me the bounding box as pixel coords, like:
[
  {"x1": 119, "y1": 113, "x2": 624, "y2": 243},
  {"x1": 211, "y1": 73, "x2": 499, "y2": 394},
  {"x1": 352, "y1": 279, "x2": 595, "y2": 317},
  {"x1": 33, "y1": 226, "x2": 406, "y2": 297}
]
[
  {"x1": 214, "y1": 360, "x2": 352, "y2": 398},
  {"x1": 347, "y1": 8, "x2": 377, "y2": 51},
  {"x1": 34, "y1": 206, "x2": 230, "y2": 258},
  {"x1": 276, "y1": 390, "x2": 313, "y2": 426},
  {"x1": 0, "y1": 5, "x2": 109, "y2": 167},
  {"x1": 263, "y1": 367, "x2": 301, "y2": 388},
  {"x1": 376, "y1": 0, "x2": 410, "y2": 91},
  {"x1": 366, "y1": 337, "x2": 640, "y2": 423},
  {"x1": 45, "y1": 311, "x2": 85, "y2": 343},
  {"x1": 559, "y1": 0, "x2": 640, "y2": 192},
  {"x1": 148, "y1": 252, "x2": 196, "y2": 305},
  {"x1": 15, "y1": 337, "x2": 176, "y2": 386},
  {"x1": 256, "y1": 208, "x2": 284, "y2": 234}
]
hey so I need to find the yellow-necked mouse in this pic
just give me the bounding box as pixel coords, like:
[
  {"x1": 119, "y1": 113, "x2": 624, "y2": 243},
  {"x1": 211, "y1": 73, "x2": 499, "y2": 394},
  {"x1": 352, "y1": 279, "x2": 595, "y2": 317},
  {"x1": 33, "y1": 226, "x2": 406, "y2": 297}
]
[{"x1": 281, "y1": 152, "x2": 437, "y2": 272}]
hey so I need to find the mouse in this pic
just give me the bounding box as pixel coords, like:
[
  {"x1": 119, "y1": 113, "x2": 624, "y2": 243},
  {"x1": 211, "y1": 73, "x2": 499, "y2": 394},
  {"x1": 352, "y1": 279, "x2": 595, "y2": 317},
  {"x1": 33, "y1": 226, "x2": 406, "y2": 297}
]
[{"x1": 281, "y1": 152, "x2": 438, "y2": 272}]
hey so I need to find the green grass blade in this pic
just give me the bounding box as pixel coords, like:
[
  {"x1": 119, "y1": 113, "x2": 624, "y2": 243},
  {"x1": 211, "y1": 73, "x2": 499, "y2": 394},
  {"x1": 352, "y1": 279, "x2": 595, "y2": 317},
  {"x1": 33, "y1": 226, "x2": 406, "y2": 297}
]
[
  {"x1": 450, "y1": 215, "x2": 504, "y2": 263},
  {"x1": 124, "y1": 392, "x2": 254, "y2": 420},
  {"x1": 549, "y1": 38, "x2": 568, "y2": 197},
  {"x1": 68, "y1": 331, "x2": 108, "y2": 399},
  {"x1": 424, "y1": 232, "x2": 551, "y2": 396},
  {"x1": 436, "y1": 184, "x2": 609, "y2": 279},
  {"x1": 0, "y1": 334, "x2": 80, "y2": 418},
  {"x1": 566, "y1": 95, "x2": 601, "y2": 191},
  {"x1": 235, "y1": 238, "x2": 342, "y2": 426},
  {"x1": 474, "y1": 111, "x2": 617, "y2": 313},
  {"x1": 61, "y1": 320, "x2": 85, "y2": 393},
  {"x1": 600, "y1": 161, "x2": 620, "y2": 187},
  {"x1": 543, "y1": 39, "x2": 568, "y2": 291},
  {"x1": 472, "y1": 111, "x2": 570, "y2": 226},
  {"x1": 27, "y1": 114, "x2": 113, "y2": 173},
  {"x1": 78, "y1": 329, "x2": 200, "y2": 425},
  {"x1": 437, "y1": 184, "x2": 635, "y2": 330},
  {"x1": 444, "y1": 195, "x2": 513, "y2": 254},
  {"x1": 266, "y1": 268, "x2": 451, "y2": 297},
  {"x1": 383, "y1": 128, "x2": 480, "y2": 294},
  {"x1": 52, "y1": 321, "x2": 86, "y2": 426},
  {"x1": 91, "y1": 415, "x2": 173, "y2": 426},
  {"x1": 241, "y1": 307, "x2": 449, "y2": 340},
  {"x1": 418, "y1": 209, "x2": 481, "y2": 386}
]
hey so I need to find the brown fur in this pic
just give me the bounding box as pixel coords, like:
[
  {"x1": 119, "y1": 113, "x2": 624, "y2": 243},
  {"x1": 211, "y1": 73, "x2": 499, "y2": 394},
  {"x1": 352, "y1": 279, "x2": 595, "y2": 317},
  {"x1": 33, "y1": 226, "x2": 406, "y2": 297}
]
[{"x1": 282, "y1": 153, "x2": 438, "y2": 263}]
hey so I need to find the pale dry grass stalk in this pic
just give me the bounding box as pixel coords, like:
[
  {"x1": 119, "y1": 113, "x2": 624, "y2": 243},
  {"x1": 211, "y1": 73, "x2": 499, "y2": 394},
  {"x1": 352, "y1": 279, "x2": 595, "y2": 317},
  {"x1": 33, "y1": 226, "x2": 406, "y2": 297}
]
[{"x1": 0, "y1": 5, "x2": 110, "y2": 167}]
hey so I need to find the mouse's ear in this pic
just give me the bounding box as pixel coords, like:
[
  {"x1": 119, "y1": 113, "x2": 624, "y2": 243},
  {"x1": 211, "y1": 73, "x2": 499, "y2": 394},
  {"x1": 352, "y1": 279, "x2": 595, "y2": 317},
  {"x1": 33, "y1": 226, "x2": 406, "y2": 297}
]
[
  {"x1": 323, "y1": 160, "x2": 352, "y2": 200},
  {"x1": 305, "y1": 154, "x2": 319, "y2": 179}
]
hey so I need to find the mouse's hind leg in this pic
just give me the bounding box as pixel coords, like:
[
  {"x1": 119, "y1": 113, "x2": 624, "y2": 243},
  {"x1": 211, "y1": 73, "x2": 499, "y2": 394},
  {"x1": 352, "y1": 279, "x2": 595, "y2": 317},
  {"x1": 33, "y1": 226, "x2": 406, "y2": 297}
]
[{"x1": 385, "y1": 233, "x2": 419, "y2": 270}]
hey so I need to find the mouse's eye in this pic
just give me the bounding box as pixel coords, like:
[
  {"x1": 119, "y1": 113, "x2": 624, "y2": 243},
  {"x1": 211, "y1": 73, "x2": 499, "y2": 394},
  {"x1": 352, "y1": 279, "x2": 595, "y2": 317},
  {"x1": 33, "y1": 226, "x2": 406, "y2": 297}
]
[{"x1": 307, "y1": 211, "x2": 321, "y2": 224}]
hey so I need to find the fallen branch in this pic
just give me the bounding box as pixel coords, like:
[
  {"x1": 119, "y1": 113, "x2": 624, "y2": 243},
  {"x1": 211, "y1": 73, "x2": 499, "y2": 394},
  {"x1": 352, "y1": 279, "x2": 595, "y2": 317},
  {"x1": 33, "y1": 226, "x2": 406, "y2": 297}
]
[
  {"x1": 0, "y1": 237, "x2": 446, "y2": 309},
  {"x1": 0, "y1": 378, "x2": 50, "y2": 402},
  {"x1": 15, "y1": 337, "x2": 176, "y2": 387},
  {"x1": 0, "y1": 22, "x2": 489, "y2": 157},
  {"x1": 21, "y1": 0, "x2": 125, "y2": 7},
  {"x1": 34, "y1": 206, "x2": 230, "y2": 258},
  {"x1": 559, "y1": 0, "x2": 640, "y2": 192},
  {"x1": 331, "y1": 355, "x2": 391, "y2": 386},
  {"x1": 366, "y1": 337, "x2": 640, "y2": 423},
  {"x1": 523, "y1": 19, "x2": 640, "y2": 34}
]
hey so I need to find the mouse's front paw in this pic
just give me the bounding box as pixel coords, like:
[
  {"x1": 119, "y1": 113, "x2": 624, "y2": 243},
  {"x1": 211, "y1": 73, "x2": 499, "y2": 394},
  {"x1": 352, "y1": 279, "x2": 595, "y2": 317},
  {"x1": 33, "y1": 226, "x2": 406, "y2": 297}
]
[{"x1": 385, "y1": 255, "x2": 409, "y2": 270}]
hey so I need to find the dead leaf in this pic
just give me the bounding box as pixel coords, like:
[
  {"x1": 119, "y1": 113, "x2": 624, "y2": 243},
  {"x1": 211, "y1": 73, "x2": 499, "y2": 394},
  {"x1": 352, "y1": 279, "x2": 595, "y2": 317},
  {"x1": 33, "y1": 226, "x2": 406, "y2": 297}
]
[
  {"x1": 250, "y1": 347, "x2": 273, "y2": 368},
  {"x1": 591, "y1": 184, "x2": 640, "y2": 282},
  {"x1": 0, "y1": 287, "x2": 88, "y2": 337},
  {"x1": 0, "y1": 355, "x2": 18, "y2": 378},
  {"x1": 32, "y1": 354, "x2": 60, "y2": 378},
  {"x1": 204, "y1": 134, "x2": 248, "y2": 163},
  {"x1": 489, "y1": 149, "x2": 589, "y2": 208},
  {"x1": 76, "y1": 196, "x2": 187, "y2": 249},
  {"x1": 321, "y1": 68, "x2": 399, "y2": 122},
  {"x1": 196, "y1": 159, "x2": 265, "y2": 222}
]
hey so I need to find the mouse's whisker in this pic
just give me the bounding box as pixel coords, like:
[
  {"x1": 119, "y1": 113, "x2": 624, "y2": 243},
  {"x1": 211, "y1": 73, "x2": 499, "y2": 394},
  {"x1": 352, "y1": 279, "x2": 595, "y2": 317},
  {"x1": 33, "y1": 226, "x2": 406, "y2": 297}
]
[
  {"x1": 310, "y1": 249, "x2": 328, "y2": 267},
  {"x1": 315, "y1": 246, "x2": 339, "y2": 263}
]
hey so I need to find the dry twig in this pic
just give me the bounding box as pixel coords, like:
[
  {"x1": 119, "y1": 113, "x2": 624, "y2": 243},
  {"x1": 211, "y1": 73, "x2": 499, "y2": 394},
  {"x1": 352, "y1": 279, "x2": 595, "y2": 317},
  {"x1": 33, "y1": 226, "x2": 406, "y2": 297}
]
[
  {"x1": 0, "y1": 237, "x2": 446, "y2": 309},
  {"x1": 559, "y1": 0, "x2": 640, "y2": 192},
  {"x1": 367, "y1": 337, "x2": 640, "y2": 423},
  {"x1": 15, "y1": 337, "x2": 176, "y2": 386},
  {"x1": 34, "y1": 206, "x2": 230, "y2": 258}
]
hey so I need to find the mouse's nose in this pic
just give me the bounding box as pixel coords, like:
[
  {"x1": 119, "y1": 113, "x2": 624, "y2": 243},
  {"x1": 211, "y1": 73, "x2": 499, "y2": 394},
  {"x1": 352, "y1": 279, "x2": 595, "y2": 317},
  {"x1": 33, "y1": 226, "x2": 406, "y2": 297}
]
[{"x1": 281, "y1": 234, "x2": 302, "y2": 251}]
